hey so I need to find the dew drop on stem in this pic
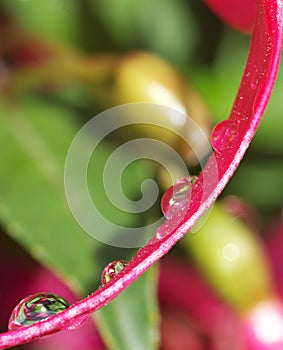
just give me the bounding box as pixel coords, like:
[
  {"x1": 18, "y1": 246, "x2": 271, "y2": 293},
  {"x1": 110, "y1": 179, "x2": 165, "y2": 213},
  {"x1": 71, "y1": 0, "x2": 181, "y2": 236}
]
[
  {"x1": 156, "y1": 176, "x2": 197, "y2": 240},
  {"x1": 8, "y1": 293, "x2": 70, "y2": 330},
  {"x1": 161, "y1": 176, "x2": 196, "y2": 220},
  {"x1": 211, "y1": 119, "x2": 238, "y2": 153},
  {"x1": 101, "y1": 260, "x2": 127, "y2": 285},
  {"x1": 8, "y1": 292, "x2": 89, "y2": 331}
]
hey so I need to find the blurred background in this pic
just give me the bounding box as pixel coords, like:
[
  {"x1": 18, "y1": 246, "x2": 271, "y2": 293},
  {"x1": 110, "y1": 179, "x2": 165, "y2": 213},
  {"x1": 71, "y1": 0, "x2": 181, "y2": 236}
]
[{"x1": 0, "y1": 0, "x2": 282, "y2": 349}]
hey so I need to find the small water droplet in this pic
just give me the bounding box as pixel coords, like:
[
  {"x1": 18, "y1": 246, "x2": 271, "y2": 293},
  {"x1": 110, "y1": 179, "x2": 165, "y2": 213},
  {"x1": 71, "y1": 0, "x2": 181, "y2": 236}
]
[
  {"x1": 8, "y1": 293, "x2": 70, "y2": 330},
  {"x1": 250, "y1": 78, "x2": 259, "y2": 90},
  {"x1": 101, "y1": 260, "x2": 127, "y2": 285},
  {"x1": 211, "y1": 120, "x2": 237, "y2": 153}
]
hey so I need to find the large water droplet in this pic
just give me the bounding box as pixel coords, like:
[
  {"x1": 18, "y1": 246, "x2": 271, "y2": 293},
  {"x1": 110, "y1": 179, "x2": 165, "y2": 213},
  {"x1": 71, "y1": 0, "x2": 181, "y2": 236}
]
[
  {"x1": 101, "y1": 260, "x2": 127, "y2": 285},
  {"x1": 211, "y1": 120, "x2": 238, "y2": 153},
  {"x1": 8, "y1": 293, "x2": 70, "y2": 330},
  {"x1": 161, "y1": 176, "x2": 196, "y2": 220}
]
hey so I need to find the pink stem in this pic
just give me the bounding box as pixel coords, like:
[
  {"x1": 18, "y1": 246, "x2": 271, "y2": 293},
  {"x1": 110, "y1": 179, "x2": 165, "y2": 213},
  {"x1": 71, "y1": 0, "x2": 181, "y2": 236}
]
[{"x1": 1, "y1": 0, "x2": 283, "y2": 348}]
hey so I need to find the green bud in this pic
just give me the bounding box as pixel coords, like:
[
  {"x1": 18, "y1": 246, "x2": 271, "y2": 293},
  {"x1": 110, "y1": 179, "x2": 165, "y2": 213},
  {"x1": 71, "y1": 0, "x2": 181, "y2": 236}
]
[{"x1": 183, "y1": 203, "x2": 274, "y2": 313}]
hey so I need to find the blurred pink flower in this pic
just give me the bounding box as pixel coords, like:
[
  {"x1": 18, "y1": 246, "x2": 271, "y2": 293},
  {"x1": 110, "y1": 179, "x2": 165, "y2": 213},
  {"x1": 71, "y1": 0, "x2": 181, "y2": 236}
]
[
  {"x1": 203, "y1": 0, "x2": 256, "y2": 32},
  {"x1": 0, "y1": 233, "x2": 105, "y2": 350},
  {"x1": 159, "y1": 257, "x2": 246, "y2": 349}
]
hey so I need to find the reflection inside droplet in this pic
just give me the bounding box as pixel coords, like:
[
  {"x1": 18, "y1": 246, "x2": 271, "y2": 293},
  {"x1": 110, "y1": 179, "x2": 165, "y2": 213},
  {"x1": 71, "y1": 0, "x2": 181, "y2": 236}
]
[
  {"x1": 161, "y1": 176, "x2": 196, "y2": 220},
  {"x1": 8, "y1": 293, "x2": 70, "y2": 330},
  {"x1": 101, "y1": 260, "x2": 127, "y2": 285}
]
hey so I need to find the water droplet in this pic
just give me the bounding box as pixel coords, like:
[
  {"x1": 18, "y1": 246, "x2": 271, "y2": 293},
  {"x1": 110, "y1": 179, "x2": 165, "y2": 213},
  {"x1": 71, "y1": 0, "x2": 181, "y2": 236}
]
[
  {"x1": 161, "y1": 176, "x2": 195, "y2": 220},
  {"x1": 211, "y1": 120, "x2": 237, "y2": 153},
  {"x1": 156, "y1": 219, "x2": 178, "y2": 240},
  {"x1": 250, "y1": 78, "x2": 259, "y2": 90},
  {"x1": 101, "y1": 260, "x2": 127, "y2": 285},
  {"x1": 155, "y1": 176, "x2": 197, "y2": 240},
  {"x1": 8, "y1": 293, "x2": 70, "y2": 330}
]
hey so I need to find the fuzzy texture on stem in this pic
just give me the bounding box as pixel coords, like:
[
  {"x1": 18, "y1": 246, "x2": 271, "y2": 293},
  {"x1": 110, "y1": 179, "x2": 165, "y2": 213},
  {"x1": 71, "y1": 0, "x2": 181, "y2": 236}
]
[{"x1": 0, "y1": 0, "x2": 283, "y2": 348}]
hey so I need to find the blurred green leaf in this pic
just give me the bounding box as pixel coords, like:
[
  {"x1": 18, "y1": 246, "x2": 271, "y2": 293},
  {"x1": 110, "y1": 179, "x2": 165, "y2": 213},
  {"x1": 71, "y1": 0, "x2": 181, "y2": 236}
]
[
  {"x1": 0, "y1": 96, "x2": 160, "y2": 347},
  {"x1": 0, "y1": 97, "x2": 99, "y2": 294},
  {"x1": 87, "y1": 140, "x2": 156, "y2": 233},
  {"x1": 224, "y1": 158, "x2": 283, "y2": 210},
  {"x1": 254, "y1": 66, "x2": 283, "y2": 154},
  {"x1": 95, "y1": 266, "x2": 160, "y2": 350},
  {"x1": 190, "y1": 29, "x2": 249, "y2": 121},
  {"x1": 93, "y1": 0, "x2": 197, "y2": 66},
  {"x1": 2, "y1": 0, "x2": 81, "y2": 46}
]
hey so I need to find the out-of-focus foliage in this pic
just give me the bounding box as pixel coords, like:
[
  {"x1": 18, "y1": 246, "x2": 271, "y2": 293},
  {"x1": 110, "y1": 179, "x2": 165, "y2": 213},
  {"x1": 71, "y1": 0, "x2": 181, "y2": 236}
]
[
  {"x1": 92, "y1": 0, "x2": 197, "y2": 66},
  {"x1": 1, "y1": 0, "x2": 81, "y2": 46}
]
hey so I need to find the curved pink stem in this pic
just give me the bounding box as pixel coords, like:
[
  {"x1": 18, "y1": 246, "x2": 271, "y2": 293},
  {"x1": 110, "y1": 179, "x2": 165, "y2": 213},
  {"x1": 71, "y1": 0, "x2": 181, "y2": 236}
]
[{"x1": 1, "y1": 0, "x2": 283, "y2": 348}]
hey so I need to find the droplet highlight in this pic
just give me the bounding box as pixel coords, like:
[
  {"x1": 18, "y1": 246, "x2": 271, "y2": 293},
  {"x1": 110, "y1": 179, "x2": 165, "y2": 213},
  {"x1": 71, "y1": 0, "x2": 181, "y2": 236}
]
[
  {"x1": 211, "y1": 120, "x2": 238, "y2": 153},
  {"x1": 8, "y1": 293, "x2": 70, "y2": 330},
  {"x1": 101, "y1": 260, "x2": 127, "y2": 285}
]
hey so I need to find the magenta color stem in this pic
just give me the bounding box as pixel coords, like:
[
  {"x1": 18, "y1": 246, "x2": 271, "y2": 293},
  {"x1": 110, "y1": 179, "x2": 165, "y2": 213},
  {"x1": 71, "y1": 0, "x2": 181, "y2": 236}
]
[{"x1": 1, "y1": 0, "x2": 283, "y2": 348}]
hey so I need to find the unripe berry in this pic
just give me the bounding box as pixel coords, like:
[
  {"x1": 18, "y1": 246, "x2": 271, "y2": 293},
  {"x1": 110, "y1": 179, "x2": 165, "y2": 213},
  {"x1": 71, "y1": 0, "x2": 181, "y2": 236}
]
[{"x1": 113, "y1": 51, "x2": 212, "y2": 164}]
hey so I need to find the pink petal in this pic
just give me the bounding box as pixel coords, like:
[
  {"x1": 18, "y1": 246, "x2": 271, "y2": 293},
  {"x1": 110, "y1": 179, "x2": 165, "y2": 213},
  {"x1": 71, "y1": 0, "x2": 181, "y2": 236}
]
[
  {"x1": 159, "y1": 258, "x2": 245, "y2": 349},
  {"x1": 203, "y1": 0, "x2": 256, "y2": 32}
]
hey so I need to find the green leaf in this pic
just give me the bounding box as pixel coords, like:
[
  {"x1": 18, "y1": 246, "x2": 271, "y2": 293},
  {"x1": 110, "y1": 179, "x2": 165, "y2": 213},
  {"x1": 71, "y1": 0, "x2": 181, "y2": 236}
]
[
  {"x1": 0, "y1": 96, "x2": 160, "y2": 348},
  {"x1": 95, "y1": 266, "x2": 160, "y2": 350},
  {"x1": 224, "y1": 159, "x2": 283, "y2": 210},
  {"x1": 254, "y1": 66, "x2": 283, "y2": 154},
  {"x1": 1, "y1": 0, "x2": 81, "y2": 46},
  {"x1": 0, "y1": 97, "x2": 100, "y2": 294},
  {"x1": 190, "y1": 29, "x2": 249, "y2": 122},
  {"x1": 93, "y1": 0, "x2": 197, "y2": 67}
]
